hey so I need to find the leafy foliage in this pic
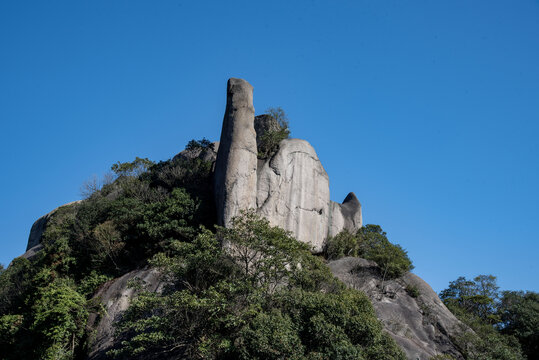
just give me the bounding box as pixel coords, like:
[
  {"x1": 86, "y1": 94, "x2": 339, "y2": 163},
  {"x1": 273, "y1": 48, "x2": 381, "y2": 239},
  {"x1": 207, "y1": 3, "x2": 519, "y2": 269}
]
[
  {"x1": 185, "y1": 137, "x2": 214, "y2": 151},
  {"x1": 0, "y1": 148, "x2": 214, "y2": 360},
  {"x1": 498, "y1": 290, "x2": 539, "y2": 359},
  {"x1": 31, "y1": 277, "x2": 88, "y2": 360},
  {"x1": 257, "y1": 107, "x2": 290, "y2": 159},
  {"x1": 325, "y1": 225, "x2": 414, "y2": 279},
  {"x1": 110, "y1": 211, "x2": 405, "y2": 360},
  {"x1": 440, "y1": 275, "x2": 528, "y2": 359}
]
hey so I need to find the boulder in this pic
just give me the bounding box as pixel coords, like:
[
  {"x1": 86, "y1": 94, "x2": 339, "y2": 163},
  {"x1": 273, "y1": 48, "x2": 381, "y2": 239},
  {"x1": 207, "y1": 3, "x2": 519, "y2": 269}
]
[
  {"x1": 329, "y1": 192, "x2": 362, "y2": 237},
  {"x1": 26, "y1": 201, "x2": 81, "y2": 250},
  {"x1": 86, "y1": 268, "x2": 164, "y2": 359},
  {"x1": 214, "y1": 78, "x2": 258, "y2": 226},
  {"x1": 214, "y1": 78, "x2": 362, "y2": 251},
  {"x1": 256, "y1": 138, "x2": 331, "y2": 252},
  {"x1": 18, "y1": 244, "x2": 44, "y2": 261},
  {"x1": 329, "y1": 257, "x2": 466, "y2": 360},
  {"x1": 173, "y1": 141, "x2": 219, "y2": 163}
]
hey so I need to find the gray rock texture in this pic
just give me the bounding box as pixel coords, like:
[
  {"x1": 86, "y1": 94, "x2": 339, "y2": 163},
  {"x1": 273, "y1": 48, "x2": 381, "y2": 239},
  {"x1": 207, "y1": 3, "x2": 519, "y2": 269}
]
[
  {"x1": 254, "y1": 114, "x2": 280, "y2": 147},
  {"x1": 329, "y1": 192, "x2": 363, "y2": 237},
  {"x1": 174, "y1": 141, "x2": 219, "y2": 163},
  {"x1": 214, "y1": 78, "x2": 258, "y2": 226},
  {"x1": 329, "y1": 257, "x2": 466, "y2": 360},
  {"x1": 19, "y1": 244, "x2": 44, "y2": 261},
  {"x1": 26, "y1": 201, "x2": 81, "y2": 250},
  {"x1": 86, "y1": 268, "x2": 164, "y2": 360},
  {"x1": 256, "y1": 138, "x2": 331, "y2": 253},
  {"x1": 213, "y1": 78, "x2": 362, "y2": 251}
]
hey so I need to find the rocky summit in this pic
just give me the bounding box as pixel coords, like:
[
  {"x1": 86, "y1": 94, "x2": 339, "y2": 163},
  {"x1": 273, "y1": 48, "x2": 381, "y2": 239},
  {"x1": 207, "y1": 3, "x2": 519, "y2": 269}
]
[
  {"x1": 214, "y1": 78, "x2": 362, "y2": 253},
  {"x1": 14, "y1": 78, "x2": 481, "y2": 360}
]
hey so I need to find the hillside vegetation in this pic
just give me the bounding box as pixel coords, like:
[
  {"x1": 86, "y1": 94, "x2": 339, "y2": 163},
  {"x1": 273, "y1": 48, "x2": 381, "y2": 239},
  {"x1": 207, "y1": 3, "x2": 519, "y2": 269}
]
[
  {"x1": 0, "y1": 140, "x2": 405, "y2": 360},
  {"x1": 1, "y1": 134, "x2": 536, "y2": 359}
]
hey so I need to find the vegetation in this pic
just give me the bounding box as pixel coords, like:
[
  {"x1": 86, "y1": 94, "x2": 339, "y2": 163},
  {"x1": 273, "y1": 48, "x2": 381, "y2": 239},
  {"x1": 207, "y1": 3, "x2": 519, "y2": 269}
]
[
  {"x1": 109, "y1": 210, "x2": 405, "y2": 359},
  {"x1": 405, "y1": 284, "x2": 420, "y2": 298},
  {"x1": 0, "y1": 139, "x2": 215, "y2": 360},
  {"x1": 257, "y1": 106, "x2": 290, "y2": 159},
  {"x1": 440, "y1": 275, "x2": 538, "y2": 360},
  {"x1": 1, "y1": 128, "x2": 536, "y2": 359},
  {"x1": 325, "y1": 225, "x2": 414, "y2": 280},
  {"x1": 0, "y1": 136, "x2": 406, "y2": 360}
]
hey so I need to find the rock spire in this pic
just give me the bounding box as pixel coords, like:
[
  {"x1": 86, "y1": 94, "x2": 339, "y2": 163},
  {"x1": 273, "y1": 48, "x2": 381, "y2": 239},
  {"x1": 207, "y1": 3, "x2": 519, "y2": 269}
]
[{"x1": 214, "y1": 78, "x2": 362, "y2": 252}]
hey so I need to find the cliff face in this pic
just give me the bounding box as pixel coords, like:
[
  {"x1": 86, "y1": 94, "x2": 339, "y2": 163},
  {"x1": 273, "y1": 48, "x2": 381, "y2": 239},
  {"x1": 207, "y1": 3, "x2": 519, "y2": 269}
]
[
  {"x1": 20, "y1": 77, "x2": 466, "y2": 360},
  {"x1": 214, "y1": 78, "x2": 362, "y2": 253},
  {"x1": 329, "y1": 257, "x2": 465, "y2": 360}
]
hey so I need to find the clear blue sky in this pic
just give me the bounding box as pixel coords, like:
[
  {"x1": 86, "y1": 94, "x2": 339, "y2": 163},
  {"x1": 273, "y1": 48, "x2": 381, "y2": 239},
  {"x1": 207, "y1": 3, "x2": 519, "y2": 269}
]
[{"x1": 1, "y1": 0, "x2": 538, "y2": 293}]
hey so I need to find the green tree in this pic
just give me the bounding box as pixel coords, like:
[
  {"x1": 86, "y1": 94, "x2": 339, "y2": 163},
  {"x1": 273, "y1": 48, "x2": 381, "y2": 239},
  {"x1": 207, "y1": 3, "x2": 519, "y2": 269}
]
[
  {"x1": 440, "y1": 275, "x2": 499, "y2": 323},
  {"x1": 440, "y1": 275, "x2": 525, "y2": 360},
  {"x1": 111, "y1": 157, "x2": 154, "y2": 178},
  {"x1": 111, "y1": 211, "x2": 405, "y2": 360},
  {"x1": 325, "y1": 225, "x2": 414, "y2": 280},
  {"x1": 498, "y1": 290, "x2": 539, "y2": 359},
  {"x1": 31, "y1": 278, "x2": 88, "y2": 360},
  {"x1": 257, "y1": 107, "x2": 290, "y2": 159}
]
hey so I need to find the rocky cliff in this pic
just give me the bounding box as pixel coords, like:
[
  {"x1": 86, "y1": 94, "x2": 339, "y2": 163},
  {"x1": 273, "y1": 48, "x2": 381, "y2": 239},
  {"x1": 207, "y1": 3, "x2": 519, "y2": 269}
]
[
  {"x1": 214, "y1": 78, "x2": 362, "y2": 253},
  {"x1": 19, "y1": 78, "x2": 468, "y2": 360}
]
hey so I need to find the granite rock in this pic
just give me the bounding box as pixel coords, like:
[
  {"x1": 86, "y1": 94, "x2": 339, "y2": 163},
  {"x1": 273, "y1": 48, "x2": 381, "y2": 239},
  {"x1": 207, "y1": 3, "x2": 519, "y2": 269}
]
[
  {"x1": 329, "y1": 257, "x2": 466, "y2": 360},
  {"x1": 214, "y1": 78, "x2": 258, "y2": 226}
]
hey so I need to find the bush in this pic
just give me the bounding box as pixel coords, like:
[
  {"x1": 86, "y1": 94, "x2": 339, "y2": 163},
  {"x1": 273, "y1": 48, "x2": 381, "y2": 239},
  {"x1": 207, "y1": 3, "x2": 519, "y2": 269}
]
[
  {"x1": 111, "y1": 212, "x2": 406, "y2": 360},
  {"x1": 325, "y1": 225, "x2": 414, "y2": 279},
  {"x1": 405, "y1": 284, "x2": 420, "y2": 298},
  {"x1": 257, "y1": 107, "x2": 290, "y2": 159}
]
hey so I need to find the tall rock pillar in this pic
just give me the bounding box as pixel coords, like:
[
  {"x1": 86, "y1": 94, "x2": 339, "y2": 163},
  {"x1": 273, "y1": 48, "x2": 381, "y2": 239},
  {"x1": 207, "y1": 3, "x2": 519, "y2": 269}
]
[{"x1": 214, "y1": 78, "x2": 258, "y2": 226}]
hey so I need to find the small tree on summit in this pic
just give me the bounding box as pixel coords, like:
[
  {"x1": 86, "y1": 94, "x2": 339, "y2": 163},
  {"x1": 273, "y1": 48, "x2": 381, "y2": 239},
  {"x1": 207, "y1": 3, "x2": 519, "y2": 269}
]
[{"x1": 257, "y1": 107, "x2": 290, "y2": 159}]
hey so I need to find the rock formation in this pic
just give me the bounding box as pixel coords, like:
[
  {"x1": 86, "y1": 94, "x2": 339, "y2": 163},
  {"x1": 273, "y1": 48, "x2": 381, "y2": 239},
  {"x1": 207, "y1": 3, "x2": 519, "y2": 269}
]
[
  {"x1": 26, "y1": 200, "x2": 81, "y2": 251},
  {"x1": 87, "y1": 269, "x2": 165, "y2": 359},
  {"x1": 214, "y1": 78, "x2": 258, "y2": 227},
  {"x1": 256, "y1": 138, "x2": 332, "y2": 252},
  {"x1": 329, "y1": 257, "x2": 466, "y2": 360},
  {"x1": 214, "y1": 78, "x2": 362, "y2": 252}
]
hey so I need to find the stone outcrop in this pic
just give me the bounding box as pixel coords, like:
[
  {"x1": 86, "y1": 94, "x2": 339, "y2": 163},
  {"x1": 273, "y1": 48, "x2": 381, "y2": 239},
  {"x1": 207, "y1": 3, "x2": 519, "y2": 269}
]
[
  {"x1": 214, "y1": 78, "x2": 258, "y2": 227},
  {"x1": 214, "y1": 78, "x2": 362, "y2": 251},
  {"x1": 86, "y1": 268, "x2": 165, "y2": 359},
  {"x1": 174, "y1": 141, "x2": 219, "y2": 163},
  {"x1": 329, "y1": 257, "x2": 466, "y2": 360},
  {"x1": 329, "y1": 192, "x2": 363, "y2": 237},
  {"x1": 26, "y1": 200, "x2": 81, "y2": 251},
  {"x1": 256, "y1": 139, "x2": 331, "y2": 252}
]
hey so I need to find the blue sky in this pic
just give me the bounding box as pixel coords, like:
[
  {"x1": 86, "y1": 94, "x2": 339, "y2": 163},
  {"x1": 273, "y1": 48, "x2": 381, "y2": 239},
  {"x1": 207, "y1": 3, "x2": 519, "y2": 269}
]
[{"x1": 1, "y1": 0, "x2": 538, "y2": 293}]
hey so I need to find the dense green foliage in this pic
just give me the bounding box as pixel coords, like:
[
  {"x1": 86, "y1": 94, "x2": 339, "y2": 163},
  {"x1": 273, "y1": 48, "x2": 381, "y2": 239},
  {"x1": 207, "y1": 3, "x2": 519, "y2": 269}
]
[
  {"x1": 440, "y1": 275, "x2": 538, "y2": 360},
  {"x1": 0, "y1": 137, "x2": 407, "y2": 360},
  {"x1": 0, "y1": 140, "x2": 215, "y2": 360},
  {"x1": 498, "y1": 290, "x2": 539, "y2": 359},
  {"x1": 109, "y1": 211, "x2": 405, "y2": 359},
  {"x1": 257, "y1": 107, "x2": 290, "y2": 159},
  {"x1": 325, "y1": 225, "x2": 414, "y2": 279}
]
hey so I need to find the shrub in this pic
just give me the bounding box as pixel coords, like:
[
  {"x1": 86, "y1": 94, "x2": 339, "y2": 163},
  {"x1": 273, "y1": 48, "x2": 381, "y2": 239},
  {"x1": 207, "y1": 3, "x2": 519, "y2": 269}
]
[
  {"x1": 325, "y1": 225, "x2": 414, "y2": 279},
  {"x1": 111, "y1": 212, "x2": 406, "y2": 360},
  {"x1": 257, "y1": 107, "x2": 290, "y2": 159},
  {"x1": 405, "y1": 284, "x2": 420, "y2": 298}
]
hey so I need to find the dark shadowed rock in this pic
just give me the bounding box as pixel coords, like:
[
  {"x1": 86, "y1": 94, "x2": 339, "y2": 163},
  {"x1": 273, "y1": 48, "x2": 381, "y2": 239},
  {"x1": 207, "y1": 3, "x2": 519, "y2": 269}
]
[
  {"x1": 173, "y1": 141, "x2": 219, "y2": 163},
  {"x1": 26, "y1": 201, "x2": 81, "y2": 250},
  {"x1": 329, "y1": 192, "x2": 363, "y2": 237},
  {"x1": 18, "y1": 244, "x2": 44, "y2": 261},
  {"x1": 86, "y1": 268, "x2": 164, "y2": 360},
  {"x1": 214, "y1": 78, "x2": 258, "y2": 226},
  {"x1": 329, "y1": 257, "x2": 466, "y2": 360}
]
